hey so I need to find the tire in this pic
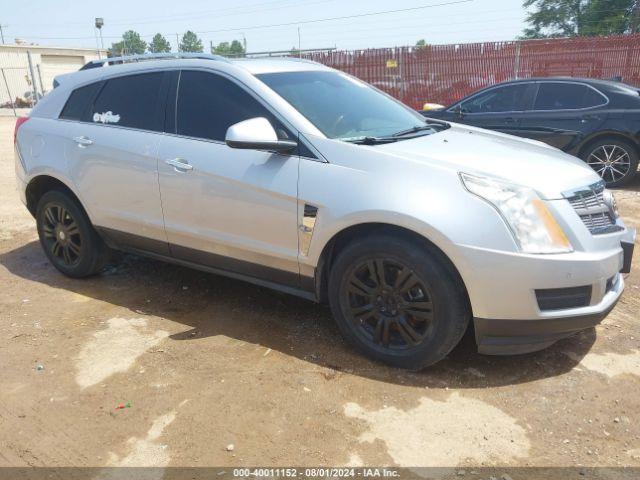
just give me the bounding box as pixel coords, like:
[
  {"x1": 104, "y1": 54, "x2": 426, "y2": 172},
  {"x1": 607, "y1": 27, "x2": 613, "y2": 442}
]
[
  {"x1": 581, "y1": 138, "x2": 639, "y2": 187},
  {"x1": 328, "y1": 234, "x2": 469, "y2": 370},
  {"x1": 36, "y1": 190, "x2": 109, "y2": 278}
]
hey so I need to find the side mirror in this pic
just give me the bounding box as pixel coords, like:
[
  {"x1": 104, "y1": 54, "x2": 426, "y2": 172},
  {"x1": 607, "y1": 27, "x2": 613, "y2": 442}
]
[
  {"x1": 225, "y1": 117, "x2": 297, "y2": 153},
  {"x1": 454, "y1": 104, "x2": 464, "y2": 118}
]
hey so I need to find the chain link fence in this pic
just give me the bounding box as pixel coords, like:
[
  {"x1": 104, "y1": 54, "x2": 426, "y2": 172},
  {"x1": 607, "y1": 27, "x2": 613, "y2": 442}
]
[
  {"x1": 0, "y1": 50, "x2": 44, "y2": 117},
  {"x1": 0, "y1": 66, "x2": 36, "y2": 117}
]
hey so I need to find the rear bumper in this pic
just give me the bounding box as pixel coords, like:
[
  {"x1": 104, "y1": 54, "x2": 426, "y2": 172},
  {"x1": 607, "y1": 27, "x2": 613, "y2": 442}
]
[
  {"x1": 15, "y1": 145, "x2": 28, "y2": 207},
  {"x1": 474, "y1": 291, "x2": 620, "y2": 355}
]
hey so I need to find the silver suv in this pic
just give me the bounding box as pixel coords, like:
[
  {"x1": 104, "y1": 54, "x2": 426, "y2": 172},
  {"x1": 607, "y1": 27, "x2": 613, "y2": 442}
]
[{"x1": 14, "y1": 54, "x2": 636, "y2": 369}]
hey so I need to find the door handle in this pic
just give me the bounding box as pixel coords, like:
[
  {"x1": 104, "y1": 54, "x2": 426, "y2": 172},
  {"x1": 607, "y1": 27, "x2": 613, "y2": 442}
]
[
  {"x1": 165, "y1": 158, "x2": 193, "y2": 172},
  {"x1": 504, "y1": 117, "x2": 517, "y2": 124},
  {"x1": 581, "y1": 114, "x2": 600, "y2": 123},
  {"x1": 73, "y1": 136, "x2": 93, "y2": 148}
]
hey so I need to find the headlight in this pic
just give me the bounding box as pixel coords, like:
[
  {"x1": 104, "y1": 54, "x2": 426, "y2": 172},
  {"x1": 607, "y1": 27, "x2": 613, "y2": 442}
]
[{"x1": 460, "y1": 173, "x2": 573, "y2": 254}]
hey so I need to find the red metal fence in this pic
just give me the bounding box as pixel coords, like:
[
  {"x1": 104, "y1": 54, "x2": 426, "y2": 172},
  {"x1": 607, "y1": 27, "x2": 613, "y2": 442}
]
[{"x1": 302, "y1": 35, "x2": 640, "y2": 109}]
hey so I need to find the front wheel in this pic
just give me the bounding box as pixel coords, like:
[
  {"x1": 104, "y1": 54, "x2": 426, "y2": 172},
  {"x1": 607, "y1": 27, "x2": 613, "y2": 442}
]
[
  {"x1": 582, "y1": 138, "x2": 638, "y2": 187},
  {"x1": 328, "y1": 234, "x2": 469, "y2": 369}
]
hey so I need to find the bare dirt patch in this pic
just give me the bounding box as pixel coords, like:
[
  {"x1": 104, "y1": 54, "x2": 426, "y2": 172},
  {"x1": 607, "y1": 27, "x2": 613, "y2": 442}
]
[{"x1": 345, "y1": 393, "x2": 530, "y2": 467}]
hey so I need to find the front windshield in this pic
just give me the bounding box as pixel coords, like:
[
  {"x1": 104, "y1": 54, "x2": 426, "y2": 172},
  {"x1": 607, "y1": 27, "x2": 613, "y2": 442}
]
[{"x1": 256, "y1": 70, "x2": 428, "y2": 141}]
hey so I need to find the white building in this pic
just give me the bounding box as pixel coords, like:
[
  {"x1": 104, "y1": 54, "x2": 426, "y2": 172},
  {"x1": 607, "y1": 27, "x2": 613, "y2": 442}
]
[{"x1": 0, "y1": 44, "x2": 106, "y2": 106}]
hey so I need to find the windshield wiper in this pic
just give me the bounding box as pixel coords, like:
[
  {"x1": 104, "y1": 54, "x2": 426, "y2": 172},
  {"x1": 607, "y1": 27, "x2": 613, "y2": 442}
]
[
  {"x1": 392, "y1": 121, "x2": 450, "y2": 138},
  {"x1": 345, "y1": 136, "x2": 399, "y2": 145},
  {"x1": 345, "y1": 123, "x2": 450, "y2": 145}
]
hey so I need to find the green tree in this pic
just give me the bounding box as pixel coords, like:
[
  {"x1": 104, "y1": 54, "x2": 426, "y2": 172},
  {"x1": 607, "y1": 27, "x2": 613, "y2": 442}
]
[
  {"x1": 212, "y1": 41, "x2": 230, "y2": 55},
  {"x1": 229, "y1": 39, "x2": 246, "y2": 56},
  {"x1": 109, "y1": 30, "x2": 147, "y2": 56},
  {"x1": 632, "y1": 0, "x2": 640, "y2": 30},
  {"x1": 148, "y1": 33, "x2": 171, "y2": 53},
  {"x1": 582, "y1": 0, "x2": 638, "y2": 34},
  {"x1": 415, "y1": 39, "x2": 427, "y2": 47},
  {"x1": 212, "y1": 39, "x2": 246, "y2": 57},
  {"x1": 180, "y1": 31, "x2": 203, "y2": 53},
  {"x1": 522, "y1": 0, "x2": 637, "y2": 38}
]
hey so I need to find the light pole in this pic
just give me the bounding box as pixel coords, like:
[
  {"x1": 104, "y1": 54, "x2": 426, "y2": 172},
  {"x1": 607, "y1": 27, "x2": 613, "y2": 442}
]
[{"x1": 95, "y1": 18, "x2": 104, "y2": 58}]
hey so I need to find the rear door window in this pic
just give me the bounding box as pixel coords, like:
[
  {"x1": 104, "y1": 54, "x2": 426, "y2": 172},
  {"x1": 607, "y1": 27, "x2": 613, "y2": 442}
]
[
  {"x1": 60, "y1": 81, "x2": 103, "y2": 121},
  {"x1": 534, "y1": 82, "x2": 607, "y2": 110},
  {"x1": 91, "y1": 72, "x2": 165, "y2": 131}
]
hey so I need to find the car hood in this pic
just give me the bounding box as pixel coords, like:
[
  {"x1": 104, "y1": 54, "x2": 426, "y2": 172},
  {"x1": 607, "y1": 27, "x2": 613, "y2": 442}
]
[{"x1": 375, "y1": 123, "x2": 599, "y2": 199}]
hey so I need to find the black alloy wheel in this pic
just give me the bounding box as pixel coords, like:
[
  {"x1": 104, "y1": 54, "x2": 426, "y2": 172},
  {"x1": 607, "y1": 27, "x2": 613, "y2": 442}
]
[
  {"x1": 36, "y1": 190, "x2": 109, "y2": 278},
  {"x1": 328, "y1": 233, "x2": 469, "y2": 369},
  {"x1": 41, "y1": 203, "x2": 83, "y2": 268},
  {"x1": 345, "y1": 258, "x2": 434, "y2": 350}
]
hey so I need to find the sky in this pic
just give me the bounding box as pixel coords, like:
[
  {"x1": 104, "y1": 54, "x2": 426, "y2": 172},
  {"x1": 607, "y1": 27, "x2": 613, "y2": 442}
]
[{"x1": 1, "y1": 0, "x2": 529, "y2": 53}]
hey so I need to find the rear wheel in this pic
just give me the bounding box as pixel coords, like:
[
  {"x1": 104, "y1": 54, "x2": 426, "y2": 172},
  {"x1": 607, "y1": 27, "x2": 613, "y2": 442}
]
[
  {"x1": 36, "y1": 190, "x2": 109, "y2": 278},
  {"x1": 328, "y1": 234, "x2": 469, "y2": 369},
  {"x1": 582, "y1": 138, "x2": 638, "y2": 187}
]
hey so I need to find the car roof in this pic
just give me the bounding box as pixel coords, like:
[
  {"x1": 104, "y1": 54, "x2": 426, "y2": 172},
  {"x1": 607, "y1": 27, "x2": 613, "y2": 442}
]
[
  {"x1": 499, "y1": 76, "x2": 638, "y2": 90},
  {"x1": 53, "y1": 56, "x2": 332, "y2": 90}
]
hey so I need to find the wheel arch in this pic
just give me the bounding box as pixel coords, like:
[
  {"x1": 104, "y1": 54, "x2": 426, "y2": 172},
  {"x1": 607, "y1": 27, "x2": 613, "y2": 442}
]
[
  {"x1": 312, "y1": 222, "x2": 471, "y2": 315},
  {"x1": 25, "y1": 174, "x2": 87, "y2": 219},
  {"x1": 578, "y1": 130, "x2": 640, "y2": 159}
]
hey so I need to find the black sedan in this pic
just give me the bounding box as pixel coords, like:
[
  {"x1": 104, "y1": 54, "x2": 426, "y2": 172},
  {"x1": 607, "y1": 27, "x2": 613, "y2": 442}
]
[{"x1": 423, "y1": 77, "x2": 640, "y2": 187}]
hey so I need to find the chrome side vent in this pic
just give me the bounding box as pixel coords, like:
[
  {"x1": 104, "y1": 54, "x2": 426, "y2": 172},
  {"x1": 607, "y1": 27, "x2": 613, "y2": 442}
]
[{"x1": 299, "y1": 204, "x2": 318, "y2": 256}]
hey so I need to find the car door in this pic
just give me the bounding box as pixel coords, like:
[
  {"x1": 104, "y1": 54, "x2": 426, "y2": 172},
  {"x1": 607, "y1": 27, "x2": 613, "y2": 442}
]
[
  {"x1": 516, "y1": 81, "x2": 609, "y2": 151},
  {"x1": 63, "y1": 71, "x2": 171, "y2": 255},
  {"x1": 444, "y1": 82, "x2": 536, "y2": 134},
  {"x1": 157, "y1": 69, "x2": 301, "y2": 288}
]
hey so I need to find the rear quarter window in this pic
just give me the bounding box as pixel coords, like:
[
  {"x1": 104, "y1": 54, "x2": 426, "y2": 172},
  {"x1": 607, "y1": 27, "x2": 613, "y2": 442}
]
[{"x1": 59, "y1": 82, "x2": 103, "y2": 121}]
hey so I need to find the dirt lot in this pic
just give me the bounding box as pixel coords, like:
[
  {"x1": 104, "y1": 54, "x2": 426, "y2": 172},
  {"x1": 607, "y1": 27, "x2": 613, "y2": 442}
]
[{"x1": 1, "y1": 116, "x2": 639, "y2": 478}]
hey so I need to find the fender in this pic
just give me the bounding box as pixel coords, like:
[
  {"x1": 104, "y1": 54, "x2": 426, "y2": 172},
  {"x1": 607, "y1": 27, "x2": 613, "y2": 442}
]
[
  {"x1": 23, "y1": 168, "x2": 97, "y2": 223},
  {"x1": 301, "y1": 210, "x2": 479, "y2": 308}
]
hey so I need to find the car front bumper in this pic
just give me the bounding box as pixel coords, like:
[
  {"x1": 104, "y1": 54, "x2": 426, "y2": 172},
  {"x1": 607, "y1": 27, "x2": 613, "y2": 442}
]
[
  {"x1": 474, "y1": 290, "x2": 620, "y2": 355},
  {"x1": 457, "y1": 227, "x2": 635, "y2": 355}
]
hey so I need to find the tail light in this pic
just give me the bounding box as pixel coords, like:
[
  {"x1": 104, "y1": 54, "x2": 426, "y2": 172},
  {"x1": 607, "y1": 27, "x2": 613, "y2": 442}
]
[{"x1": 14, "y1": 117, "x2": 29, "y2": 145}]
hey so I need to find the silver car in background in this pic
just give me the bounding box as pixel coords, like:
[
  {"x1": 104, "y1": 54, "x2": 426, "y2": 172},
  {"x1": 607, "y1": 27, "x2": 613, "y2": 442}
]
[{"x1": 14, "y1": 54, "x2": 636, "y2": 369}]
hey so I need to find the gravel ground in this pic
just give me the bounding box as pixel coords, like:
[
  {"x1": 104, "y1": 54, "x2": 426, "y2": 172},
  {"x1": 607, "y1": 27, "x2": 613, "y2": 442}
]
[{"x1": 0, "y1": 116, "x2": 639, "y2": 478}]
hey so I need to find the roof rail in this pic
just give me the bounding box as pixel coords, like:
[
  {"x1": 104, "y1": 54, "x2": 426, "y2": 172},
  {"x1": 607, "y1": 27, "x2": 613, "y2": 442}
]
[{"x1": 79, "y1": 52, "x2": 230, "y2": 70}]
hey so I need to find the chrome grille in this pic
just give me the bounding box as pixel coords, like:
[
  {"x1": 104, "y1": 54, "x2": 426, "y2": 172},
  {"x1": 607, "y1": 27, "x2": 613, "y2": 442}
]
[
  {"x1": 567, "y1": 186, "x2": 605, "y2": 210},
  {"x1": 564, "y1": 181, "x2": 622, "y2": 235},
  {"x1": 581, "y1": 212, "x2": 615, "y2": 230}
]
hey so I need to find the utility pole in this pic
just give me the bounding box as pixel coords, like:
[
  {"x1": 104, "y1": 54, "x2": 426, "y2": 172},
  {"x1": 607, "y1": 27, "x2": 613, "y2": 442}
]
[
  {"x1": 0, "y1": 24, "x2": 5, "y2": 44},
  {"x1": 95, "y1": 18, "x2": 104, "y2": 59},
  {"x1": 297, "y1": 27, "x2": 301, "y2": 58},
  {"x1": 176, "y1": 33, "x2": 180, "y2": 52},
  {"x1": 210, "y1": 40, "x2": 213, "y2": 54},
  {"x1": 94, "y1": 30, "x2": 101, "y2": 58}
]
